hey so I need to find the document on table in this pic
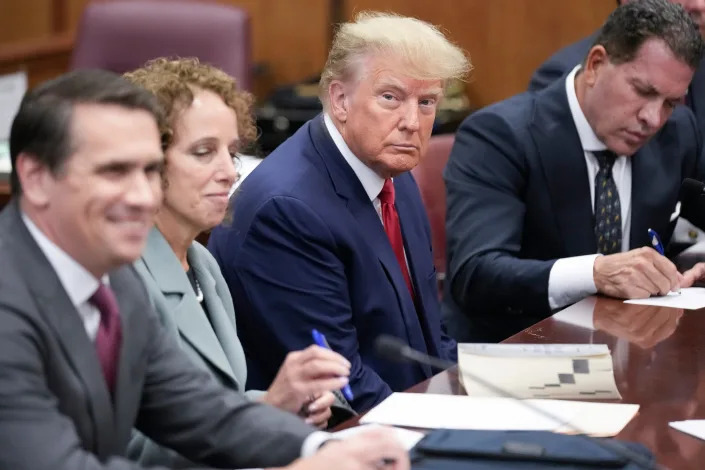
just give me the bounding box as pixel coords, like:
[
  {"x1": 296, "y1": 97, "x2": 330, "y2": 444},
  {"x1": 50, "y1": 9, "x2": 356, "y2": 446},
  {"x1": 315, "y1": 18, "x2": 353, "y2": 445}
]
[
  {"x1": 359, "y1": 393, "x2": 639, "y2": 437},
  {"x1": 457, "y1": 343, "x2": 621, "y2": 400},
  {"x1": 669, "y1": 420, "x2": 705, "y2": 440},
  {"x1": 624, "y1": 287, "x2": 705, "y2": 310},
  {"x1": 333, "y1": 423, "x2": 425, "y2": 450}
]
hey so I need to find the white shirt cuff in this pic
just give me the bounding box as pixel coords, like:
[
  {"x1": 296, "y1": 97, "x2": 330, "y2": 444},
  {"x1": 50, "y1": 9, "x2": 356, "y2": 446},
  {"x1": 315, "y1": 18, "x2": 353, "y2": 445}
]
[
  {"x1": 301, "y1": 431, "x2": 333, "y2": 457},
  {"x1": 548, "y1": 254, "x2": 600, "y2": 310}
]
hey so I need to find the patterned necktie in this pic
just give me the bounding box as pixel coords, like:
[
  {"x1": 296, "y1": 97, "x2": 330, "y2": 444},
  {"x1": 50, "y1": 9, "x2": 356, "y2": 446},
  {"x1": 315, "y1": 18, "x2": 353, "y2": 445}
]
[
  {"x1": 89, "y1": 283, "x2": 122, "y2": 395},
  {"x1": 594, "y1": 150, "x2": 622, "y2": 255},
  {"x1": 378, "y1": 179, "x2": 415, "y2": 299}
]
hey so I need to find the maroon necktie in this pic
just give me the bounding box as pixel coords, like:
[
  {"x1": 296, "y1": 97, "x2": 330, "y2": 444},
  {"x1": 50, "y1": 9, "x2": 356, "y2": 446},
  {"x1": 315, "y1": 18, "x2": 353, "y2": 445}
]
[
  {"x1": 89, "y1": 283, "x2": 122, "y2": 395},
  {"x1": 379, "y1": 179, "x2": 415, "y2": 300}
]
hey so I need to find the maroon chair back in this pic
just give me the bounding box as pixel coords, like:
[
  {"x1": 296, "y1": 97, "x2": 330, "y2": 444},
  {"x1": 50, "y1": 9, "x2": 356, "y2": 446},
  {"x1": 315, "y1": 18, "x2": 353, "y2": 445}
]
[
  {"x1": 411, "y1": 134, "x2": 455, "y2": 285},
  {"x1": 70, "y1": 0, "x2": 252, "y2": 90}
]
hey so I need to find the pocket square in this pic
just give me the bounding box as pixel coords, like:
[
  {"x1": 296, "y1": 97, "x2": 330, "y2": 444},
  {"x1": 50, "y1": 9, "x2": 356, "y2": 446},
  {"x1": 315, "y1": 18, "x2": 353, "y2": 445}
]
[{"x1": 670, "y1": 201, "x2": 682, "y2": 222}]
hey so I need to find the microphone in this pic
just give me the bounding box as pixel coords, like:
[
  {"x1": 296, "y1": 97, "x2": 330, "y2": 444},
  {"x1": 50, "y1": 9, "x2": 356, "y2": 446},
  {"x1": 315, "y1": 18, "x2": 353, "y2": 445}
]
[
  {"x1": 375, "y1": 335, "x2": 663, "y2": 470},
  {"x1": 681, "y1": 178, "x2": 705, "y2": 197}
]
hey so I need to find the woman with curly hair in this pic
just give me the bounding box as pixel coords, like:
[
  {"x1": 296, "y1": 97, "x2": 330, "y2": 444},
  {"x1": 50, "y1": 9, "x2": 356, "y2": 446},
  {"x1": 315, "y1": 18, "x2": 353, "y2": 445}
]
[{"x1": 124, "y1": 58, "x2": 353, "y2": 468}]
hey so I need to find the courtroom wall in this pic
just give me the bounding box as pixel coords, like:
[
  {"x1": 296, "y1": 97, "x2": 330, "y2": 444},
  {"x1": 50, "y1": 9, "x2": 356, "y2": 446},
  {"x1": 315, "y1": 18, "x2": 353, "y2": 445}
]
[{"x1": 0, "y1": 0, "x2": 614, "y2": 106}]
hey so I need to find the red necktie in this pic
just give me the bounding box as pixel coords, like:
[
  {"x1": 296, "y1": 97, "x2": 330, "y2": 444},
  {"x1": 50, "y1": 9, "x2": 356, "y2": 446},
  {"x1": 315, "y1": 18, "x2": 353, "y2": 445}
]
[
  {"x1": 89, "y1": 283, "x2": 122, "y2": 395},
  {"x1": 379, "y1": 179, "x2": 415, "y2": 299}
]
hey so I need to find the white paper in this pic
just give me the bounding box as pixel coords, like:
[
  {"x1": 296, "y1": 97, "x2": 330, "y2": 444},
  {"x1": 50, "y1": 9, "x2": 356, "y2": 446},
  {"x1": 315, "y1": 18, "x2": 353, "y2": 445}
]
[
  {"x1": 0, "y1": 71, "x2": 27, "y2": 141},
  {"x1": 360, "y1": 393, "x2": 575, "y2": 431},
  {"x1": 360, "y1": 393, "x2": 638, "y2": 437},
  {"x1": 458, "y1": 342, "x2": 620, "y2": 400},
  {"x1": 333, "y1": 423, "x2": 424, "y2": 450},
  {"x1": 624, "y1": 287, "x2": 705, "y2": 310},
  {"x1": 458, "y1": 343, "x2": 609, "y2": 357},
  {"x1": 669, "y1": 420, "x2": 705, "y2": 441}
]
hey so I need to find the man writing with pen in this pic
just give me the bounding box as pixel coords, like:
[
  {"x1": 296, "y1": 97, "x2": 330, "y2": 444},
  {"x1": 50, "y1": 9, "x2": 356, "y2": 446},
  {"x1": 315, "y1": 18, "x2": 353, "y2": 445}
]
[{"x1": 443, "y1": 0, "x2": 705, "y2": 343}]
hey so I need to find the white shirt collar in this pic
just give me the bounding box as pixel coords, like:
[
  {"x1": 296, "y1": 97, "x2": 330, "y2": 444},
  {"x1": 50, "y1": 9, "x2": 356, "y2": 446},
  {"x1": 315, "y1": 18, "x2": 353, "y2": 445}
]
[
  {"x1": 21, "y1": 212, "x2": 102, "y2": 308},
  {"x1": 565, "y1": 65, "x2": 607, "y2": 152},
  {"x1": 323, "y1": 113, "x2": 385, "y2": 201}
]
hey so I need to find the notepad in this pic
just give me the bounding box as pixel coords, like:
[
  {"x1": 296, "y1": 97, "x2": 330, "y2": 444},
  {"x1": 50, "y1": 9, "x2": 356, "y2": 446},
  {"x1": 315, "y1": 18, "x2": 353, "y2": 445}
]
[
  {"x1": 360, "y1": 393, "x2": 639, "y2": 437},
  {"x1": 624, "y1": 287, "x2": 705, "y2": 310},
  {"x1": 669, "y1": 420, "x2": 705, "y2": 441},
  {"x1": 457, "y1": 343, "x2": 621, "y2": 400}
]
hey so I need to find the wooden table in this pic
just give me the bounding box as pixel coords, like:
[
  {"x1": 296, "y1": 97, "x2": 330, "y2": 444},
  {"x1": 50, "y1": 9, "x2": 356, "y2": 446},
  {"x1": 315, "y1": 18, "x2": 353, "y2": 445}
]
[{"x1": 339, "y1": 297, "x2": 705, "y2": 469}]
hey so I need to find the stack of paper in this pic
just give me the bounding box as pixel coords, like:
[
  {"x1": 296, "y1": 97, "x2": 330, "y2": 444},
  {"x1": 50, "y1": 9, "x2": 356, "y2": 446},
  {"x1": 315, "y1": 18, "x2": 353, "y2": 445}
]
[
  {"x1": 625, "y1": 287, "x2": 705, "y2": 310},
  {"x1": 669, "y1": 420, "x2": 705, "y2": 441},
  {"x1": 457, "y1": 343, "x2": 621, "y2": 400},
  {"x1": 360, "y1": 393, "x2": 639, "y2": 437}
]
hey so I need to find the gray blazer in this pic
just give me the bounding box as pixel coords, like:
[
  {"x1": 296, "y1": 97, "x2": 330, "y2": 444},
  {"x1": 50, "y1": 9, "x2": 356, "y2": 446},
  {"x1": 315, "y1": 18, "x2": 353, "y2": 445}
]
[
  {"x1": 129, "y1": 228, "x2": 265, "y2": 467},
  {"x1": 0, "y1": 201, "x2": 315, "y2": 470}
]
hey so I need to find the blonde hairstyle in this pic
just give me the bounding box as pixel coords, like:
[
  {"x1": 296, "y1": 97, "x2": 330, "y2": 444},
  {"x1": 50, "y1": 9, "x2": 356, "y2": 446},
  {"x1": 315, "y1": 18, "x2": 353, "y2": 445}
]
[
  {"x1": 319, "y1": 11, "x2": 471, "y2": 109},
  {"x1": 124, "y1": 57, "x2": 256, "y2": 151}
]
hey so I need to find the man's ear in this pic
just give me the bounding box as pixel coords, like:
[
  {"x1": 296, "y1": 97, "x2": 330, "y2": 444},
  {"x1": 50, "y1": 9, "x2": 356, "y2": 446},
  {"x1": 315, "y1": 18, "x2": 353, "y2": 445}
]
[
  {"x1": 15, "y1": 153, "x2": 53, "y2": 208},
  {"x1": 328, "y1": 80, "x2": 350, "y2": 123},
  {"x1": 583, "y1": 45, "x2": 610, "y2": 87}
]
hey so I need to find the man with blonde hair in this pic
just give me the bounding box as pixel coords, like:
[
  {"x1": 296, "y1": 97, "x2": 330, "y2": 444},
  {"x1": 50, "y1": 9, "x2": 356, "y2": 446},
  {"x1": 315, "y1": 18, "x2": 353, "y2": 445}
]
[{"x1": 209, "y1": 12, "x2": 470, "y2": 412}]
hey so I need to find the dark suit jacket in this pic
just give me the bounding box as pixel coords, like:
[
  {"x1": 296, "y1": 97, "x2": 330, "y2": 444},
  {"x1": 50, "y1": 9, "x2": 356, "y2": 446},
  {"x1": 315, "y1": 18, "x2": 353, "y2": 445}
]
[
  {"x1": 528, "y1": 29, "x2": 705, "y2": 138},
  {"x1": 443, "y1": 78, "x2": 705, "y2": 343},
  {"x1": 0, "y1": 201, "x2": 315, "y2": 470},
  {"x1": 208, "y1": 114, "x2": 457, "y2": 413},
  {"x1": 527, "y1": 32, "x2": 598, "y2": 92}
]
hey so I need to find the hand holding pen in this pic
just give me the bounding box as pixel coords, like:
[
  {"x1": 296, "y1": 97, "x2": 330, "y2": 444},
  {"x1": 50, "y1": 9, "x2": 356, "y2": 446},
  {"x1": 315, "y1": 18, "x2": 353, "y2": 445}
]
[
  {"x1": 262, "y1": 340, "x2": 351, "y2": 427},
  {"x1": 312, "y1": 329, "x2": 354, "y2": 401},
  {"x1": 593, "y1": 232, "x2": 682, "y2": 298},
  {"x1": 648, "y1": 228, "x2": 681, "y2": 295}
]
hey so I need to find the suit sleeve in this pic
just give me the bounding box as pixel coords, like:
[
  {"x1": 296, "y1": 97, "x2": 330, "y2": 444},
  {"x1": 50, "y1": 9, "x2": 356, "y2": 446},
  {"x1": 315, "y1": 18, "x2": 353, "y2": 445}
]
[
  {"x1": 134, "y1": 300, "x2": 315, "y2": 469},
  {"x1": 528, "y1": 57, "x2": 566, "y2": 92},
  {"x1": 0, "y1": 300, "x2": 206, "y2": 470},
  {"x1": 232, "y1": 196, "x2": 393, "y2": 412},
  {"x1": 444, "y1": 112, "x2": 556, "y2": 319}
]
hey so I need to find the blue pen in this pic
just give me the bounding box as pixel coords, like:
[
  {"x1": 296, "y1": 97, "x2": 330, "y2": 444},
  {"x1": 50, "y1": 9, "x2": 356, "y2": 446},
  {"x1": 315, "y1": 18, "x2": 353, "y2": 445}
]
[
  {"x1": 648, "y1": 228, "x2": 681, "y2": 294},
  {"x1": 647, "y1": 228, "x2": 665, "y2": 255},
  {"x1": 311, "y1": 329, "x2": 354, "y2": 401}
]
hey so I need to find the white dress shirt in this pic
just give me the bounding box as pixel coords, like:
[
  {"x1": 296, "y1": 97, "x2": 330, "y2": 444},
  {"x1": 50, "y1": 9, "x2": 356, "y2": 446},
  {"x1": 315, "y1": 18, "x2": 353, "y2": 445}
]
[
  {"x1": 22, "y1": 212, "x2": 103, "y2": 340},
  {"x1": 22, "y1": 212, "x2": 329, "y2": 463},
  {"x1": 547, "y1": 66, "x2": 632, "y2": 310}
]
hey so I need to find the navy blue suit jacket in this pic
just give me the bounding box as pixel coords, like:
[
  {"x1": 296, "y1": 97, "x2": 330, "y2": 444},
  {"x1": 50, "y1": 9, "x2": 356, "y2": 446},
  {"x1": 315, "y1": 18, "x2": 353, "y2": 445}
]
[
  {"x1": 443, "y1": 78, "x2": 705, "y2": 343},
  {"x1": 529, "y1": 29, "x2": 705, "y2": 138},
  {"x1": 208, "y1": 115, "x2": 456, "y2": 412}
]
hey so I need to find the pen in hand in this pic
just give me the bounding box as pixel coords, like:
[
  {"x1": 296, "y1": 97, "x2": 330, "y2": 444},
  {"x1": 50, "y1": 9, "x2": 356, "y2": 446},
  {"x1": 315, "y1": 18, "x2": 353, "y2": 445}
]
[
  {"x1": 311, "y1": 329, "x2": 354, "y2": 402},
  {"x1": 648, "y1": 228, "x2": 681, "y2": 294}
]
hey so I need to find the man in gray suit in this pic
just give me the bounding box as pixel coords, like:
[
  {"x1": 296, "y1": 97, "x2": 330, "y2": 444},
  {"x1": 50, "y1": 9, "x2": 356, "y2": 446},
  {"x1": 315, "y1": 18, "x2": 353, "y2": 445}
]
[{"x1": 0, "y1": 69, "x2": 409, "y2": 470}]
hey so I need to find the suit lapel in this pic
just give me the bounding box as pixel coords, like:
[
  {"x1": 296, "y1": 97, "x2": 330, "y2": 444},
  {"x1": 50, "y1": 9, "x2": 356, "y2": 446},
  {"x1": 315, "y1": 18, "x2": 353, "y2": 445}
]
[
  {"x1": 530, "y1": 81, "x2": 597, "y2": 256},
  {"x1": 3, "y1": 203, "x2": 116, "y2": 457},
  {"x1": 394, "y1": 175, "x2": 437, "y2": 357},
  {"x1": 188, "y1": 245, "x2": 244, "y2": 388},
  {"x1": 688, "y1": 60, "x2": 705, "y2": 129},
  {"x1": 309, "y1": 116, "x2": 431, "y2": 359},
  {"x1": 140, "y1": 229, "x2": 237, "y2": 384},
  {"x1": 109, "y1": 266, "x2": 147, "y2": 450}
]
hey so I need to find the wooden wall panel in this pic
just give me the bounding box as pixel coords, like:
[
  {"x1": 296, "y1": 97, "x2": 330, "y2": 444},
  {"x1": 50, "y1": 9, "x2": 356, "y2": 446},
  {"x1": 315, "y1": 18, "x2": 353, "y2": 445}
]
[
  {"x1": 221, "y1": 0, "x2": 330, "y2": 99},
  {"x1": 345, "y1": 0, "x2": 615, "y2": 107},
  {"x1": 0, "y1": 0, "x2": 54, "y2": 44},
  {"x1": 2, "y1": 0, "x2": 616, "y2": 106}
]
